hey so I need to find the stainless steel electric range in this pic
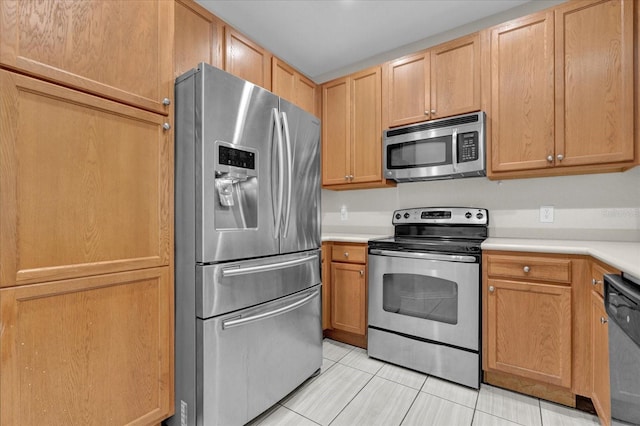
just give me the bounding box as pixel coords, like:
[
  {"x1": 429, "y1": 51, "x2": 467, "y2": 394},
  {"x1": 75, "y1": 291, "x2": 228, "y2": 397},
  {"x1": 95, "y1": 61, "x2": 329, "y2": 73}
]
[{"x1": 367, "y1": 207, "x2": 488, "y2": 389}]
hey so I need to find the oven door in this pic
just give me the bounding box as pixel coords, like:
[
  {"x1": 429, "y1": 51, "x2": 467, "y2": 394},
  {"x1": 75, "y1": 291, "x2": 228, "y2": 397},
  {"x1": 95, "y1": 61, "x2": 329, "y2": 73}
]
[{"x1": 368, "y1": 250, "x2": 480, "y2": 351}]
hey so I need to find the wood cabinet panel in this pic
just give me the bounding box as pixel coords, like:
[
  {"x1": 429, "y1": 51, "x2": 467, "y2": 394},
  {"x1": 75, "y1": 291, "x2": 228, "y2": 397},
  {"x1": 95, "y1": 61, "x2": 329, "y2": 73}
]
[
  {"x1": 225, "y1": 27, "x2": 272, "y2": 90},
  {"x1": 489, "y1": 11, "x2": 555, "y2": 173},
  {"x1": 485, "y1": 278, "x2": 572, "y2": 388},
  {"x1": 382, "y1": 51, "x2": 430, "y2": 128},
  {"x1": 331, "y1": 262, "x2": 367, "y2": 336},
  {"x1": 486, "y1": 254, "x2": 572, "y2": 284},
  {"x1": 272, "y1": 57, "x2": 318, "y2": 117},
  {"x1": 0, "y1": 0, "x2": 173, "y2": 115},
  {"x1": 591, "y1": 290, "x2": 611, "y2": 426},
  {"x1": 0, "y1": 71, "x2": 171, "y2": 287},
  {"x1": 174, "y1": 0, "x2": 224, "y2": 77},
  {"x1": 295, "y1": 73, "x2": 319, "y2": 117},
  {"x1": 555, "y1": 0, "x2": 634, "y2": 167},
  {"x1": 351, "y1": 66, "x2": 382, "y2": 184},
  {"x1": 0, "y1": 267, "x2": 174, "y2": 426},
  {"x1": 322, "y1": 243, "x2": 332, "y2": 331},
  {"x1": 430, "y1": 33, "x2": 481, "y2": 119},
  {"x1": 322, "y1": 77, "x2": 350, "y2": 185}
]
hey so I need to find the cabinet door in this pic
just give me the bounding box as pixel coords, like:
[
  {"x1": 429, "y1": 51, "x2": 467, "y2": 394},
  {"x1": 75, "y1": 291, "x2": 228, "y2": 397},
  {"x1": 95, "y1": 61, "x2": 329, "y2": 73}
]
[
  {"x1": 489, "y1": 11, "x2": 555, "y2": 173},
  {"x1": 174, "y1": 0, "x2": 224, "y2": 78},
  {"x1": 331, "y1": 262, "x2": 366, "y2": 336},
  {"x1": 0, "y1": 267, "x2": 173, "y2": 426},
  {"x1": 322, "y1": 243, "x2": 332, "y2": 331},
  {"x1": 0, "y1": 0, "x2": 173, "y2": 115},
  {"x1": 382, "y1": 51, "x2": 430, "y2": 128},
  {"x1": 295, "y1": 73, "x2": 319, "y2": 117},
  {"x1": 430, "y1": 33, "x2": 481, "y2": 119},
  {"x1": 591, "y1": 291, "x2": 611, "y2": 426},
  {"x1": 0, "y1": 71, "x2": 171, "y2": 287},
  {"x1": 272, "y1": 57, "x2": 297, "y2": 105},
  {"x1": 322, "y1": 77, "x2": 350, "y2": 185},
  {"x1": 351, "y1": 66, "x2": 382, "y2": 184},
  {"x1": 485, "y1": 279, "x2": 572, "y2": 388},
  {"x1": 555, "y1": 0, "x2": 634, "y2": 167},
  {"x1": 225, "y1": 27, "x2": 272, "y2": 90}
]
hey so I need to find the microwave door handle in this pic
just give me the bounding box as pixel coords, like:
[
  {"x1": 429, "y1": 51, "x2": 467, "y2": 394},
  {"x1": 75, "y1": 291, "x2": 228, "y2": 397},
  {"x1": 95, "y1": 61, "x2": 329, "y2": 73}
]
[
  {"x1": 272, "y1": 108, "x2": 285, "y2": 239},
  {"x1": 451, "y1": 129, "x2": 458, "y2": 173},
  {"x1": 281, "y1": 111, "x2": 293, "y2": 238}
]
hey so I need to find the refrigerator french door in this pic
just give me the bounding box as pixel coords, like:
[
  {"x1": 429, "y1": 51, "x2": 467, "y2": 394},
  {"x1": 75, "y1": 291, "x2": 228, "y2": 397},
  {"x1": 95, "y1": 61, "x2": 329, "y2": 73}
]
[{"x1": 172, "y1": 63, "x2": 322, "y2": 426}]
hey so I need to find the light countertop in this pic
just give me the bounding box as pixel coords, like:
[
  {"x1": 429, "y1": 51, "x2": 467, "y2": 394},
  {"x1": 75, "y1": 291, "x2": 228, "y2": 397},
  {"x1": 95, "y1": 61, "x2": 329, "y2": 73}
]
[
  {"x1": 483, "y1": 238, "x2": 640, "y2": 279},
  {"x1": 322, "y1": 233, "x2": 640, "y2": 279}
]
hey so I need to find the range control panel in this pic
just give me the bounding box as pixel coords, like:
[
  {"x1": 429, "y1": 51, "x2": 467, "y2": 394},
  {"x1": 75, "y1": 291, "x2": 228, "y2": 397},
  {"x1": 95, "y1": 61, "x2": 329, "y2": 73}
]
[{"x1": 392, "y1": 207, "x2": 488, "y2": 225}]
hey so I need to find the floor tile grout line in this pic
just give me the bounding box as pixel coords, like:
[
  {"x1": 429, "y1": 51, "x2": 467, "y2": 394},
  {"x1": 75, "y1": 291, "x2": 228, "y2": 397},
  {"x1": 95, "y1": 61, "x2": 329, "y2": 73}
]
[
  {"x1": 397, "y1": 383, "x2": 424, "y2": 426},
  {"x1": 326, "y1": 371, "x2": 377, "y2": 426}
]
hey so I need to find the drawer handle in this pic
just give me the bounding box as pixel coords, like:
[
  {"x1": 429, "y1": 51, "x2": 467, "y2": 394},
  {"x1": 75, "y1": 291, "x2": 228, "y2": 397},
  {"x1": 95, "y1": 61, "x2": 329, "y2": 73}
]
[
  {"x1": 344, "y1": 252, "x2": 349, "y2": 258},
  {"x1": 600, "y1": 317, "x2": 608, "y2": 324},
  {"x1": 489, "y1": 285, "x2": 495, "y2": 293},
  {"x1": 359, "y1": 270, "x2": 364, "y2": 276},
  {"x1": 523, "y1": 266, "x2": 530, "y2": 273},
  {"x1": 592, "y1": 278, "x2": 602, "y2": 286}
]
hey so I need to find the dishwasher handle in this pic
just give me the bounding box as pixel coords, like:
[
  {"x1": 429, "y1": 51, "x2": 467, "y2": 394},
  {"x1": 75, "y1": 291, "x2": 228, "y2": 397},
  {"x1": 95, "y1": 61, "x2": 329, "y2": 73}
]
[
  {"x1": 369, "y1": 249, "x2": 478, "y2": 263},
  {"x1": 222, "y1": 289, "x2": 319, "y2": 329}
]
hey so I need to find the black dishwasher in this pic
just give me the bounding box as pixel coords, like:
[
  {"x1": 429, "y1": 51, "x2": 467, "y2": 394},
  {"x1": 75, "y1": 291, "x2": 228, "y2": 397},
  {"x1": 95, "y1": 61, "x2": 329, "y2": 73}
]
[{"x1": 605, "y1": 273, "x2": 640, "y2": 425}]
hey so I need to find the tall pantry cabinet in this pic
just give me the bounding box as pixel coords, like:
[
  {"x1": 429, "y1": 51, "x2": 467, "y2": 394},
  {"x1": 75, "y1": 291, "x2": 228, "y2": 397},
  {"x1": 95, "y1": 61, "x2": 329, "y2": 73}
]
[{"x1": 0, "y1": 1, "x2": 174, "y2": 425}]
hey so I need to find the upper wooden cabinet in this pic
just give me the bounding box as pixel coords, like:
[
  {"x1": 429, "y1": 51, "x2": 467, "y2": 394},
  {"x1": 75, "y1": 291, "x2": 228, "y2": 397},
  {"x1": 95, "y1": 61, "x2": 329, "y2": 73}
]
[
  {"x1": 225, "y1": 27, "x2": 272, "y2": 90},
  {"x1": 322, "y1": 66, "x2": 394, "y2": 190},
  {"x1": 272, "y1": 57, "x2": 319, "y2": 117},
  {"x1": 0, "y1": 71, "x2": 172, "y2": 287},
  {"x1": 487, "y1": 0, "x2": 636, "y2": 178},
  {"x1": 174, "y1": 0, "x2": 224, "y2": 77},
  {"x1": 0, "y1": 0, "x2": 173, "y2": 115},
  {"x1": 382, "y1": 33, "x2": 480, "y2": 128}
]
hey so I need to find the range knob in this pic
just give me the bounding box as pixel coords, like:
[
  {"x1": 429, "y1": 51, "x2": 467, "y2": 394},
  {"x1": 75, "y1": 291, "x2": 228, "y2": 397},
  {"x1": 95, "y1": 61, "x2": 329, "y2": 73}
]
[
  {"x1": 404, "y1": 213, "x2": 410, "y2": 219},
  {"x1": 465, "y1": 212, "x2": 472, "y2": 219},
  {"x1": 395, "y1": 213, "x2": 401, "y2": 220},
  {"x1": 476, "y1": 212, "x2": 484, "y2": 219}
]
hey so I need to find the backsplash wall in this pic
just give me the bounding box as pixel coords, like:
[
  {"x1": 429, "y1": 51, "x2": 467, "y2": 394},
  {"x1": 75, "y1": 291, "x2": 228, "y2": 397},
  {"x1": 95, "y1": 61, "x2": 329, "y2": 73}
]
[{"x1": 322, "y1": 167, "x2": 640, "y2": 241}]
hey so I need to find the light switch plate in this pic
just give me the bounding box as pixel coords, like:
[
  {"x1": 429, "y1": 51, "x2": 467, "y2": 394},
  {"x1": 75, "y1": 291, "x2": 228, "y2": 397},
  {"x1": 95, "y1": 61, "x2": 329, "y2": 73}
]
[
  {"x1": 340, "y1": 205, "x2": 348, "y2": 221},
  {"x1": 540, "y1": 206, "x2": 554, "y2": 223}
]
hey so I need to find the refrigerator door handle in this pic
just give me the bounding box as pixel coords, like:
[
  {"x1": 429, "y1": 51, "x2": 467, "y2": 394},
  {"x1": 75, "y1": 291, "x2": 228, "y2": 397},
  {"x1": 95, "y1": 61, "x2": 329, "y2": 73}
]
[
  {"x1": 272, "y1": 108, "x2": 285, "y2": 239},
  {"x1": 281, "y1": 111, "x2": 293, "y2": 238},
  {"x1": 221, "y1": 253, "x2": 318, "y2": 277},
  {"x1": 222, "y1": 288, "x2": 320, "y2": 329}
]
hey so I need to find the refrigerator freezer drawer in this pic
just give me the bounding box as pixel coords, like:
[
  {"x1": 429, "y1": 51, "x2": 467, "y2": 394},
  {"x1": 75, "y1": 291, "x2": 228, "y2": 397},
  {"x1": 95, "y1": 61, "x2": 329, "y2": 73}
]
[
  {"x1": 196, "y1": 285, "x2": 322, "y2": 425},
  {"x1": 196, "y1": 249, "x2": 321, "y2": 318}
]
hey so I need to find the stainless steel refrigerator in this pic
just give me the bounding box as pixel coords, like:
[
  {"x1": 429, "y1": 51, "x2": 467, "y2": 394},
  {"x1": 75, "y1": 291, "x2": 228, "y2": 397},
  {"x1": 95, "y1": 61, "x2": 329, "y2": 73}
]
[{"x1": 170, "y1": 63, "x2": 322, "y2": 426}]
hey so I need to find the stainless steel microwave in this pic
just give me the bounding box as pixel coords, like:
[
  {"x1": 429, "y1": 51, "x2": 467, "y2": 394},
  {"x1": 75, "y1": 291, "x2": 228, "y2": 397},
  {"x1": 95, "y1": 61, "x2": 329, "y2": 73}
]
[{"x1": 383, "y1": 111, "x2": 486, "y2": 182}]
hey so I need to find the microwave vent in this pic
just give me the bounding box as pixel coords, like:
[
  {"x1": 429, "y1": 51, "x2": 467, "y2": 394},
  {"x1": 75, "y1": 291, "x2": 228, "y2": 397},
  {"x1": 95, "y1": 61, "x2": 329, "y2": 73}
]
[{"x1": 386, "y1": 114, "x2": 480, "y2": 137}]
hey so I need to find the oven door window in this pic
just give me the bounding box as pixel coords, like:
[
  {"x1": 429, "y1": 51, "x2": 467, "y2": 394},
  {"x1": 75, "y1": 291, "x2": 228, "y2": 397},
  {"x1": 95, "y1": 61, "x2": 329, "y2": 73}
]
[
  {"x1": 382, "y1": 273, "x2": 458, "y2": 324},
  {"x1": 387, "y1": 136, "x2": 452, "y2": 169}
]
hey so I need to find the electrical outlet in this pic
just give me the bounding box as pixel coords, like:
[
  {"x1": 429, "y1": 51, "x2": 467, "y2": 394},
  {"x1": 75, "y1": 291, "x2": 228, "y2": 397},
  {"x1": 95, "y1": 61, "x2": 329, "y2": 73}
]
[
  {"x1": 340, "y1": 205, "x2": 348, "y2": 221},
  {"x1": 540, "y1": 206, "x2": 554, "y2": 223}
]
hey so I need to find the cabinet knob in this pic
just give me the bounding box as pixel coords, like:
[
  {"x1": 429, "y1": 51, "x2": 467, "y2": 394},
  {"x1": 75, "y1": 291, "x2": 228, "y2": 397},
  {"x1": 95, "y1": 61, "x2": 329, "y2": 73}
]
[
  {"x1": 344, "y1": 252, "x2": 349, "y2": 258},
  {"x1": 523, "y1": 266, "x2": 530, "y2": 273},
  {"x1": 162, "y1": 122, "x2": 171, "y2": 131},
  {"x1": 345, "y1": 175, "x2": 350, "y2": 181},
  {"x1": 162, "y1": 97, "x2": 171, "y2": 106},
  {"x1": 424, "y1": 111, "x2": 429, "y2": 116},
  {"x1": 557, "y1": 154, "x2": 564, "y2": 161},
  {"x1": 600, "y1": 317, "x2": 608, "y2": 324},
  {"x1": 592, "y1": 278, "x2": 602, "y2": 286},
  {"x1": 431, "y1": 109, "x2": 436, "y2": 115},
  {"x1": 359, "y1": 270, "x2": 364, "y2": 276},
  {"x1": 547, "y1": 155, "x2": 554, "y2": 162},
  {"x1": 489, "y1": 285, "x2": 495, "y2": 293}
]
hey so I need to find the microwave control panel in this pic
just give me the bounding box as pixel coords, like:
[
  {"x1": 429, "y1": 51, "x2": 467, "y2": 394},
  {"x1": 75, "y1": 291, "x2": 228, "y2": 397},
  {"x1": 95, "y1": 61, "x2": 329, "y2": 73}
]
[{"x1": 457, "y1": 132, "x2": 479, "y2": 163}]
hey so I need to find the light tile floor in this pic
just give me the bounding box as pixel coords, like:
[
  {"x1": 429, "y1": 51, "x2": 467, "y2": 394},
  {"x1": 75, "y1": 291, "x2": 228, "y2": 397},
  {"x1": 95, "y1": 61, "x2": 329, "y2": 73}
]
[{"x1": 248, "y1": 339, "x2": 610, "y2": 426}]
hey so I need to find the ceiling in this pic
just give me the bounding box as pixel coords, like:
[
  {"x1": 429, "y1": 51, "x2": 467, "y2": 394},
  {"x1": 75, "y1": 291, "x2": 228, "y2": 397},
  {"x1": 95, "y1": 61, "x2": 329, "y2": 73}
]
[{"x1": 195, "y1": 0, "x2": 531, "y2": 82}]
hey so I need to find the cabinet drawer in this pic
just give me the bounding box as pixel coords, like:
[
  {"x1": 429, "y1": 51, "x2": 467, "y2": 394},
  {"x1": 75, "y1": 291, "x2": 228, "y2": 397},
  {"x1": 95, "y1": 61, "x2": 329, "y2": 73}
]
[
  {"x1": 331, "y1": 243, "x2": 367, "y2": 264},
  {"x1": 590, "y1": 260, "x2": 620, "y2": 298},
  {"x1": 486, "y1": 255, "x2": 572, "y2": 284}
]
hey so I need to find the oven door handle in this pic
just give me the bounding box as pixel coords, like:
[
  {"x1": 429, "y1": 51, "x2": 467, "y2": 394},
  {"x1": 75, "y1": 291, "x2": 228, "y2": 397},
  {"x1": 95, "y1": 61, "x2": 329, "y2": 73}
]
[{"x1": 369, "y1": 249, "x2": 477, "y2": 263}]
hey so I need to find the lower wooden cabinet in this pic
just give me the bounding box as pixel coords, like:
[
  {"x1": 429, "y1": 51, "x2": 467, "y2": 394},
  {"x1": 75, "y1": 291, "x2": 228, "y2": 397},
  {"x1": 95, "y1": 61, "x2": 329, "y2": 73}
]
[
  {"x1": 591, "y1": 290, "x2": 611, "y2": 426},
  {"x1": 323, "y1": 242, "x2": 368, "y2": 348},
  {"x1": 0, "y1": 267, "x2": 174, "y2": 426}
]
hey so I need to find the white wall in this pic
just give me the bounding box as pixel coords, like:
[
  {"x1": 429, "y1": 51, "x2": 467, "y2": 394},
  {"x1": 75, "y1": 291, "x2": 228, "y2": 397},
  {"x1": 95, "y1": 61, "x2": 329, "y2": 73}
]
[{"x1": 322, "y1": 167, "x2": 640, "y2": 241}]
